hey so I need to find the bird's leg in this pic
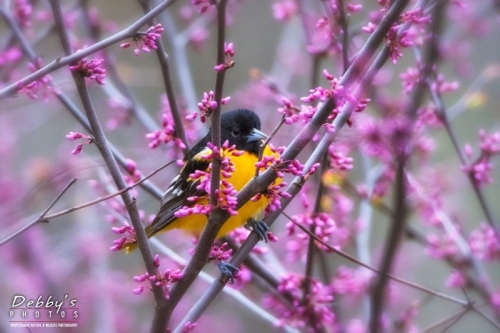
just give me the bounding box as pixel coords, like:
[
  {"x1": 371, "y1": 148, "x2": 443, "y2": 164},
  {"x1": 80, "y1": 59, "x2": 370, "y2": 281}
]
[
  {"x1": 216, "y1": 261, "x2": 239, "y2": 284},
  {"x1": 245, "y1": 217, "x2": 270, "y2": 242}
]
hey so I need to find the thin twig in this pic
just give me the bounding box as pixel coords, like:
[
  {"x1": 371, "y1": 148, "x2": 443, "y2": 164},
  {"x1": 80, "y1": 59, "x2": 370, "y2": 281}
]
[
  {"x1": 43, "y1": 161, "x2": 174, "y2": 220},
  {"x1": 138, "y1": 0, "x2": 190, "y2": 152},
  {"x1": 0, "y1": 178, "x2": 77, "y2": 246},
  {"x1": 283, "y1": 212, "x2": 468, "y2": 306},
  {"x1": 428, "y1": 81, "x2": 500, "y2": 237}
]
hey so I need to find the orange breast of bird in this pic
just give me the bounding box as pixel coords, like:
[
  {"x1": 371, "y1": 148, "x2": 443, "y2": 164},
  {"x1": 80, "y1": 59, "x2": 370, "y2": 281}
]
[{"x1": 161, "y1": 144, "x2": 279, "y2": 238}]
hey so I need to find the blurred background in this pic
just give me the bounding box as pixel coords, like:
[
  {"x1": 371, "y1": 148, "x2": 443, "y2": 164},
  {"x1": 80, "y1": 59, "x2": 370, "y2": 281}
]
[{"x1": 1, "y1": 0, "x2": 499, "y2": 332}]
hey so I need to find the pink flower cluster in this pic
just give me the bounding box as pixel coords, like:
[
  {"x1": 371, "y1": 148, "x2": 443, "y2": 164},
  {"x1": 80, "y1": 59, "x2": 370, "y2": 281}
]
[
  {"x1": 462, "y1": 130, "x2": 500, "y2": 186},
  {"x1": 209, "y1": 242, "x2": 233, "y2": 261},
  {"x1": 14, "y1": 0, "x2": 33, "y2": 29},
  {"x1": 214, "y1": 42, "x2": 235, "y2": 72},
  {"x1": 277, "y1": 97, "x2": 301, "y2": 124},
  {"x1": 110, "y1": 221, "x2": 137, "y2": 251},
  {"x1": 17, "y1": 60, "x2": 54, "y2": 100},
  {"x1": 191, "y1": 0, "x2": 213, "y2": 13},
  {"x1": 331, "y1": 266, "x2": 372, "y2": 297},
  {"x1": 133, "y1": 255, "x2": 183, "y2": 299},
  {"x1": 146, "y1": 111, "x2": 186, "y2": 151},
  {"x1": 299, "y1": 70, "x2": 368, "y2": 126},
  {"x1": 174, "y1": 141, "x2": 242, "y2": 218},
  {"x1": 272, "y1": 0, "x2": 297, "y2": 22},
  {"x1": 329, "y1": 146, "x2": 354, "y2": 171},
  {"x1": 124, "y1": 158, "x2": 143, "y2": 184},
  {"x1": 468, "y1": 222, "x2": 500, "y2": 261},
  {"x1": 425, "y1": 233, "x2": 460, "y2": 260},
  {"x1": 65, "y1": 131, "x2": 94, "y2": 155},
  {"x1": 69, "y1": 55, "x2": 106, "y2": 85},
  {"x1": 120, "y1": 24, "x2": 164, "y2": 56},
  {"x1": 363, "y1": 6, "x2": 432, "y2": 65},
  {"x1": 265, "y1": 273, "x2": 335, "y2": 329},
  {"x1": 187, "y1": 91, "x2": 231, "y2": 123}
]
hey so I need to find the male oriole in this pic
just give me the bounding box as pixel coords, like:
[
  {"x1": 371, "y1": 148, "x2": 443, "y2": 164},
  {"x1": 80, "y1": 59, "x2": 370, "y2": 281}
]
[{"x1": 124, "y1": 109, "x2": 275, "y2": 252}]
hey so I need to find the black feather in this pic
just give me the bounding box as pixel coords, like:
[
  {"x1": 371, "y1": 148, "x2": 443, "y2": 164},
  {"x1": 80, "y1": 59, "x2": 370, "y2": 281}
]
[{"x1": 145, "y1": 109, "x2": 262, "y2": 237}]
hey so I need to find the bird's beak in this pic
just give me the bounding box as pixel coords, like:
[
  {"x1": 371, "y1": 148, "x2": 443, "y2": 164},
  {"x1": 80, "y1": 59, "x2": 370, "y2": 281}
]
[{"x1": 246, "y1": 128, "x2": 268, "y2": 142}]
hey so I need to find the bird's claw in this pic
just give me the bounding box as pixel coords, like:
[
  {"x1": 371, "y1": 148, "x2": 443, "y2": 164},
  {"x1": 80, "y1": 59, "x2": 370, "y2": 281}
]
[{"x1": 217, "y1": 261, "x2": 239, "y2": 284}]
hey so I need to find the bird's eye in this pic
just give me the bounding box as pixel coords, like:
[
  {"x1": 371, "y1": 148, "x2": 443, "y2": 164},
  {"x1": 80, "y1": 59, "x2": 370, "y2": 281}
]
[{"x1": 231, "y1": 127, "x2": 241, "y2": 137}]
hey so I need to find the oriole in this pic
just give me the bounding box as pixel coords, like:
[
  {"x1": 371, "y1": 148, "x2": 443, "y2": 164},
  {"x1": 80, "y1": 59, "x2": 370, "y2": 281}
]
[{"x1": 124, "y1": 109, "x2": 276, "y2": 252}]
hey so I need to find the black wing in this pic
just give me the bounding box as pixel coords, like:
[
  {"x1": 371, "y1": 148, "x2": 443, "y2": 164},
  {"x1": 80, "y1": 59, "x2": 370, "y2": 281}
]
[{"x1": 145, "y1": 153, "x2": 210, "y2": 238}]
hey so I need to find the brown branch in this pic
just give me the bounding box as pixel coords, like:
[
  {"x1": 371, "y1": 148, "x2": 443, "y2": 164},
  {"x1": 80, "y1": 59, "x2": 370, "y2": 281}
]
[{"x1": 47, "y1": 2, "x2": 168, "y2": 332}]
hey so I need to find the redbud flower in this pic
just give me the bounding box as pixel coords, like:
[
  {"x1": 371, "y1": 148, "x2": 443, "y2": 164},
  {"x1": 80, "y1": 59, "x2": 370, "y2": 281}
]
[
  {"x1": 65, "y1": 132, "x2": 94, "y2": 155},
  {"x1": 272, "y1": 0, "x2": 298, "y2": 21},
  {"x1": 182, "y1": 322, "x2": 197, "y2": 332},
  {"x1": 469, "y1": 222, "x2": 500, "y2": 260},
  {"x1": 69, "y1": 51, "x2": 106, "y2": 85},
  {"x1": 121, "y1": 24, "x2": 164, "y2": 56},
  {"x1": 133, "y1": 266, "x2": 183, "y2": 299},
  {"x1": 346, "y1": 4, "x2": 363, "y2": 12},
  {"x1": 188, "y1": 91, "x2": 231, "y2": 123},
  {"x1": 17, "y1": 59, "x2": 53, "y2": 99},
  {"x1": 191, "y1": 0, "x2": 213, "y2": 13},
  {"x1": 15, "y1": 0, "x2": 33, "y2": 29},
  {"x1": 209, "y1": 242, "x2": 233, "y2": 261},
  {"x1": 264, "y1": 273, "x2": 336, "y2": 329},
  {"x1": 445, "y1": 270, "x2": 467, "y2": 288},
  {"x1": 277, "y1": 97, "x2": 301, "y2": 124},
  {"x1": 174, "y1": 141, "x2": 241, "y2": 218},
  {"x1": 214, "y1": 42, "x2": 236, "y2": 72},
  {"x1": 461, "y1": 130, "x2": 500, "y2": 187},
  {"x1": 110, "y1": 221, "x2": 136, "y2": 251}
]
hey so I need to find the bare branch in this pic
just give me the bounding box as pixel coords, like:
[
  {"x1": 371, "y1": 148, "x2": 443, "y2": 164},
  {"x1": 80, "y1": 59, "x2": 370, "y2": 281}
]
[{"x1": 0, "y1": 178, "x2": 77, "y2": 246}]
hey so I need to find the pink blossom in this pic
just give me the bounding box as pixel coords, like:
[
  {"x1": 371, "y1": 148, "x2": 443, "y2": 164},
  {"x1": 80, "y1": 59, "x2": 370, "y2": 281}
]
[
  {"x1": 182, "y1": 322, "x2": 197, "y2": 332},
  {"x1": 133, "y1": 265, "x2": 183, "y2": 299},
  {"x1": 65, "y1": 132, "x2": 94, "y2": 155},
  {"x1": 401, "y1": 8, "x2": 431, "y2": 24},
  {"x1": 491, "y1": 289, "x2": 500, "y2": 313},
  {"x1": 346, "y1": 4, "x2": 363, "y2": 13},
  {"x1": 264, "y1": 273, "x2": 336, "y2": 329},
  {"x1": 191, "y1": 0, "x2": 213, "y2": 13},
  {"x1": 469, "y1": 223, "x2": 500, "y2": 260},
  {"x1": 430, "y1": 73, "x2": 459, "y2": 94},
  {"x1": 277, "y1": 97, "x2": 300, "y2": 125},
  {"x1": 400, "y1": 66, "x2": 421, "y2": 93},
  {"x1": 425, "y1": 233, "x2": 460, "y2": 259},
  {"x1": 329, "y1": 147, "x2": 354, "y2": 171},
  {"x1": 209, "y1": 242, "x2": 233, "y2": 261},
  {"x1": 174, "y1": 141, "x2": 242, "y2": 217},
  {"x1": 189, "y1": 28, "x2": 209, "y2": 52},
  {"x1": 17, "y1": 59, "x2": 53, "y2": 99},
  {"x1": 272, "y1": 0, "x2": 297, "y2": 21},
  {"x1": 386, "y1": 26, "x2": 413, "y2": 64},
  {"x1": 189, "y1": 91, "x2": 230, "y2": 123},
  {"x1": 462, "y1": 130, "x2": 500, "y2": 186},
  {"x1": 445, "y1": 270, "x2": 467, "y2": 288},
  {"x1": 110, "y1": 221, "x2": 136, "y2": 251},
  {"x1": 69, "y1": 53, "x2": 106, "y2": 85},
  {"x1": 214, "y1": 42, "x2": 236, "y2": 72},
  {"x1": 14, "y1": 0, "x2": 33, "y2": 29},
  {"x1": 331, "y1": 266, "x2": 371, "y2": 296},
  {"x1": 121, "y1": 24, "x2": 164, "y2": 55},
  {"x1": 145, "y1": 96, "x2": 186, "y2": 152}
]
